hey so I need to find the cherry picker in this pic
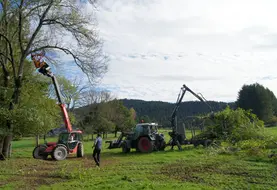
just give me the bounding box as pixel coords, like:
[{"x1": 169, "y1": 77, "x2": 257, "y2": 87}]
[{"x1": 31, "y1": 52, "x2": 84, "y2": 160}]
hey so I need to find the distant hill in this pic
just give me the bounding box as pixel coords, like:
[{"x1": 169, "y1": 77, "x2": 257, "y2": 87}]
[
  {"x1": 121, "y1": 99, "x2": 236, "y2": 127},
  {"x1": 73, "y1": 98, "x2": 236, "y2": 128}
]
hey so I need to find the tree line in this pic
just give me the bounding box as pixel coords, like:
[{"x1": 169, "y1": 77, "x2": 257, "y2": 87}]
[
  {"x1": 236, "y1": 83, "x2": 277, "y2": 126},
  {"x1": 120, "y1": 99, "x2": 235, "y2": 128}
]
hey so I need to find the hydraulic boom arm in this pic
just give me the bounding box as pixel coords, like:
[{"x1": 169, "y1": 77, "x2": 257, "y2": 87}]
[
  {"x1": 31, "y1": 53, "x2": 72, "y2": 132},
  {"x1": 170, "y1": 84, "x2": 213, "y2": 134}
]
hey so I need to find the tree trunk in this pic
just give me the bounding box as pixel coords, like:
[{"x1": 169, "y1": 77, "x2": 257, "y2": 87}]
[
  {"x1": 0, "y1": 136, "x2": 4, "y2": 160},
  {"x1": 2, "y1": 135, "x2": 12, "y2": 159},
  {"x1": 1, "y1": 79, "x2": 23, "y2": 159},
  {"x1": 91, "y1": 134, "x2": 94, "y2": 141},
  {"x1": 114, "y1": 131, "x2": 117, "y2": 137},
  {"x1": 36, "y1": 135, "x2": 39, "y2": 146}
]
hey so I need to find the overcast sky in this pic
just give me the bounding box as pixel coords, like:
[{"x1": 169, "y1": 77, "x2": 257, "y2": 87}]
[{"x1": 62, "y1": 0, "x2": 277, "y2": 103}]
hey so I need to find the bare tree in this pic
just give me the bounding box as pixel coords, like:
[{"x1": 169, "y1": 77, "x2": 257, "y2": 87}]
[
  {"x1": 79, "y1": 88, "x2": 113, "y2": 106},
  {"x1": 49, "y1": 76, "x2": 88, "y2": 111},
  {"x1": 0, "y1": 0, "x2": 108, "y2": 159}
]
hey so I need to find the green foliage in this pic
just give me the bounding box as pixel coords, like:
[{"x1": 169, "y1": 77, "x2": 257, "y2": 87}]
[
  {"x1": 0, "y1": 68, "x2": 61, "y2": 137},
  {"x1": 101, "y1": 100, "x2": 136, "y2": 132},
  {"x1": 236, "y1": 83, "x2": 277, "y2": 122},
  {"x1": 137, "y1": 115, "x2": 151, "y2": 123},
  {"x1": 266, "y1": 116, "x2": 277, "y2": 127},
  {"x1": 49, "y1": 76, "x2": 81, "y2": 110},
  {"x1": 11, "y1": 74, "x2": 61, "y2": 136},
  {"x1": 67, "y1": 111, "x2": 77, "y2": 125},
  {"x1": 236, "y1": 139, "x2": 267, "y2": 150},
  {"x1": 79, "y1": 99, "x2": 136, "y2": 134},
  {"x1": 129, "y1": 107, "x2": 136, "y2": 120},
  {"x1": 198, "y1": 107, "x2": 266, "y2": 144}
]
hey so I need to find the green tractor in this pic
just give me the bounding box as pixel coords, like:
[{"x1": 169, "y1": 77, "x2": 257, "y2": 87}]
[{"x1": 106, "y1": 123, "x2": 166, "y2": 153}]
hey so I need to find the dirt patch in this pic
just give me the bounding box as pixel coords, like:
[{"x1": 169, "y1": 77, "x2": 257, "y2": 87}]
[
  {"x1": 159, "y1": 161, "x2": 220, "y2": 183},
  {"x1": 158, "y1": 159, "x2": 277, "y2": 188},
  {"x1": 16, "y1": 176, "x2": 67, "y2": 190},
  {"x1": 0, "y1": 159, "x2": 63, "y2": 189},
  {"x1": 0, "y1": 154, "x2": 121, "y2": 189},
  {"x1": 82, "y1": 154, "x2": 120, "y2": 167}
]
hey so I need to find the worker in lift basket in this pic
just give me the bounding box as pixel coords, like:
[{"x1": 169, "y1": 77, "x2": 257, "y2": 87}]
[{"x1": 92, "y1": 133, "x2": 102, "y2": 167}]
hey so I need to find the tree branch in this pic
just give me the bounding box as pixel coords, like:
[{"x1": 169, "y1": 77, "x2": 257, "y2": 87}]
[
  {"x1": 24, "y1": 2, "x2": 50, "y2": 19},
  {"x1": 28, "y1": 45, "x2": 81, "y2": 63},
  {"x1": 0, "y1": 34, "x2": 16, "y2": 78},
  {"x1": 18, "y1": 0, "x2": 54, "y2": 77},
  {"x1": 18, "y1": 0, "x2": 24, "y2": 54},
  {"x1": 0, "y1": 52, "x2": 12, "y2": 63}
]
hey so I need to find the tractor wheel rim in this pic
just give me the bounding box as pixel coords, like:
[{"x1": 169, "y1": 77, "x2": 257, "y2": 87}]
[
  {"x1": 55, "y1": 149, "x2": 65, "y2": 159},
  {"x1": 141, "y1": 139, "x2": 150, "y2": 151}
]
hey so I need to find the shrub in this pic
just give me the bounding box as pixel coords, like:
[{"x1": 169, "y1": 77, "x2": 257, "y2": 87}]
[{"x1": 196, "y1": 107, "x2": 268, "y2": 144}]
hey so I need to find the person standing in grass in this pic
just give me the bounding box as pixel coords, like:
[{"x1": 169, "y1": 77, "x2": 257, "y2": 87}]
[{"x1": 92, "y1": 133, "x2": 102, "y2": 166}]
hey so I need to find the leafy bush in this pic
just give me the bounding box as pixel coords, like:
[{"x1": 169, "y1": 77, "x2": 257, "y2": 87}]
[
  {"x1": 235, "y1": 139, "x2": 267, "y2": 150},
  {"x1": 208, "y1": 141, "x2": 241, "y2": 155},
  {"x1": 197, "y1": 107, "x2": 267, "y2": 144},
  {"x1": 265, "y1": 116, "x2": 277, "y2": 127}
]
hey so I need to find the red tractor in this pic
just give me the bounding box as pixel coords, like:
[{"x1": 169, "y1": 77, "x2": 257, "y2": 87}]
[{"x1": 31, "y1": 52, "x2": 84, "y2": 161}]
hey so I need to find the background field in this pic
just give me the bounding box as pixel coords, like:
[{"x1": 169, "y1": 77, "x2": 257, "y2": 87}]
[{"x1": 1, "y1": 128, "x2": 277, "y2": 190}]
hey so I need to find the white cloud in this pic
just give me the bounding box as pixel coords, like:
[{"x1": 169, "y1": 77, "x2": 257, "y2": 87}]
[{"x1": 59, "y1": 0, "x2": 277, "y2": 103}]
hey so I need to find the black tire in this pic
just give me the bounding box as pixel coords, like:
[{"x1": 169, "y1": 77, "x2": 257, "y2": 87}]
[
  {"x1": 122, "y1": 142, "x2": 130, "y2": 153},
  {"x1": 77, "y1": 143, "x2": 84, "y2": 157},
  {"x1": 137, "y1": 137, "x2": 153, "y2": 153},
  {"x1": 52, "y1": 145, "x2": 68, "y2": 161},
  {"x1": 159, "y1": 140, "x2": 166, "y2": 151},
  {"x1": 33, "y1": 145, "x2": 47, "y2": 159},
  {"x1": 204, "y1": 139, "x2": 212, "y2": 147}
]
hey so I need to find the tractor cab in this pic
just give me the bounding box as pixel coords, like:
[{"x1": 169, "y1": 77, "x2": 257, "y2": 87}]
[
  {"x1": 58, "y1": 131, "x2": 83, "y2": 151},
  {"x1": 132, "y1": 123, "x2": 159, "y2": 139}
]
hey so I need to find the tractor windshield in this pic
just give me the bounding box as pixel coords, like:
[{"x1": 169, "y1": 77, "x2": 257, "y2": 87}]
[
  {"x1": 58, "y1": 133, "x2": 70, "y2": 144},
  {"x1": 149, "y1": 125, "x2": 158, "y2": 133}
]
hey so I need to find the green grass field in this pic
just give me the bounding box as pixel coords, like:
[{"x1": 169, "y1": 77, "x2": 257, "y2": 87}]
[{"x1": 1, "y1": 129, "x2": 277, "y2": 190}]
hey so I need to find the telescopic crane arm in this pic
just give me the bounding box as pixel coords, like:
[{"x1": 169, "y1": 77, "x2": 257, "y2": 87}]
[
  {"x1": 31, "y1": 53, "x2": 73, "y2": 133},
  {"x1": 170, "y1": 84, "x2": 213, "y2": 134}
]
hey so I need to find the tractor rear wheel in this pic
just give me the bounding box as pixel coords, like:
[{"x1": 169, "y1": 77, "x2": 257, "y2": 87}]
[
  {"x1": 122, "y1": 142, "x2": 130, "y2": 153},
  {"x1": 33, "y1": 145, "x2": 48, "y2": 159},
  {"x1": 52, "y1": 145, "x2": 68, "y2": 161},
  {"x1": 77, "y1": 143, "x2": 84, "y2": 157},
  {"x1": 138, "y1": 137, "x2": 153, "y2": 153}
]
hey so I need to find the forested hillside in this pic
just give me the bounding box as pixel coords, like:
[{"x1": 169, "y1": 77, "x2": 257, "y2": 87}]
[{"x1": 121, "y1": 99, "x2": 236, "y2": 127}]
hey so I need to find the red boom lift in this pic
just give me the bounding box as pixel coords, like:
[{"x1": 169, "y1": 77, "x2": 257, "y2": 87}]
[{"x1": 31, "y1": 52, "x2": 84, "y2": 161}]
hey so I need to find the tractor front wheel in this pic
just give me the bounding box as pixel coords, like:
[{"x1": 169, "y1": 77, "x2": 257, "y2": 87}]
[
  {"x1": 122, "y1": 142, "x2": 130, "y2": 153},
  {"x1": 33, "y1": 145, "x2": 48, "y2": 159},
  {"x1": 77, "y1": 143, "x2": 84, "y2": 157},
  {"x1": 52, "y1": 145, "x2": 68, "y2": 161},
  {"x1": 138, "y1": 137, "x2": 153, "y2": 153}
]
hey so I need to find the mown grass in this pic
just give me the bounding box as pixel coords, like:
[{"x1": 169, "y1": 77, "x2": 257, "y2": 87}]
[{"x1": 1, "y1": 128, "x2": 277, "y2": 190}]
